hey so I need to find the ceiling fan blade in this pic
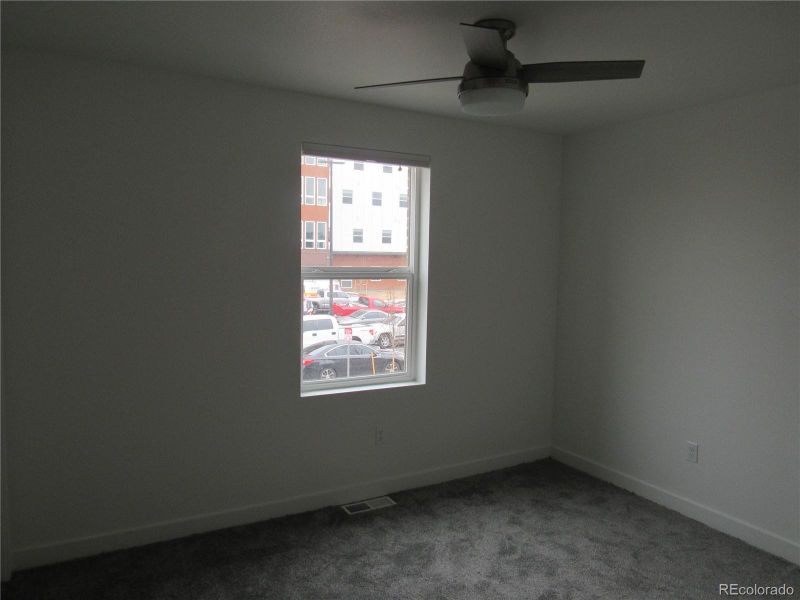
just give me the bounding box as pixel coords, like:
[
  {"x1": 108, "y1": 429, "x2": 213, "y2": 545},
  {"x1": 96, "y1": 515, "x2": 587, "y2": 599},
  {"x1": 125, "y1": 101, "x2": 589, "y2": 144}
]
[
  {"x1": 459, "y1": 23, "x2": 509, "y2": 70},
  {"x1": 354, "y1": 76, "x2": 462, "y2": 90},
  {"x1": 521, "y1": 60, "x2": 645, "y2": 83}
]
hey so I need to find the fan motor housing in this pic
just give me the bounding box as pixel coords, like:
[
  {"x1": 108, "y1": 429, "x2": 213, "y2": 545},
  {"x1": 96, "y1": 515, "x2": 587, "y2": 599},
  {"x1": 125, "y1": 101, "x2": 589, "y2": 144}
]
[{"x1": 458, "y1": 58, "x2": 529, "y2": 98}]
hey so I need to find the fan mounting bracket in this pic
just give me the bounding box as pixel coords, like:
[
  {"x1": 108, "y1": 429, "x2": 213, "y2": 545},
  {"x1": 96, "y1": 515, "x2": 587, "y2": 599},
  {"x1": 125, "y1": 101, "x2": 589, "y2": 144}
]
[{"x1": 473, "y1": 19, "x2": 516, "y2": 41}]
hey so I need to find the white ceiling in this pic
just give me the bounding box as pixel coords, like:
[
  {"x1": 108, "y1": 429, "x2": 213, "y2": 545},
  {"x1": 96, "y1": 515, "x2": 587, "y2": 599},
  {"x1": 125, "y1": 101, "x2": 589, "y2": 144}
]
[{"x1": 3, "y1": 1, "x2": 798, "y2": 134}]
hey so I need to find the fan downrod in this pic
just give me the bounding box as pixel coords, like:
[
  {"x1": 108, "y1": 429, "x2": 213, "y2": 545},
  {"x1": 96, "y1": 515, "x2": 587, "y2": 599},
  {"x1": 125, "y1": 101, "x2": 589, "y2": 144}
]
[{"x1": 473, "y1": 18, "x2": 516, "y2": 41}]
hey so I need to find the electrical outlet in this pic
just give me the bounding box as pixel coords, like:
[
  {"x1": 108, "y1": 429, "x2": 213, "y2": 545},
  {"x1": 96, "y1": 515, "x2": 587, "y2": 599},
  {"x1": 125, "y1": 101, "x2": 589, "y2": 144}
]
[
  {"x1": 374, "y1": 427, "x2": 385, "y2": 446},
  {"x1": 686, "y1": 441, "x2": 699, "y2": 463}
]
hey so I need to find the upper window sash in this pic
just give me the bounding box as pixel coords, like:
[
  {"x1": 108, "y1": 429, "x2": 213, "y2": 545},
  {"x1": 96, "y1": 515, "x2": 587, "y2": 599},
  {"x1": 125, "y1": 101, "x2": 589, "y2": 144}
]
[{"x1": 302, "y1": 142, "x2": 430, "y2": 169}]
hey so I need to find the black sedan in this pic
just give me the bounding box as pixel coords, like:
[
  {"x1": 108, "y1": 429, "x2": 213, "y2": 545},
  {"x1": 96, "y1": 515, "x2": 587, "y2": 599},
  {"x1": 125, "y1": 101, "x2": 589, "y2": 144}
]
[{"x1": 302, "y1": 341, "x2": 404, "y2": 380}]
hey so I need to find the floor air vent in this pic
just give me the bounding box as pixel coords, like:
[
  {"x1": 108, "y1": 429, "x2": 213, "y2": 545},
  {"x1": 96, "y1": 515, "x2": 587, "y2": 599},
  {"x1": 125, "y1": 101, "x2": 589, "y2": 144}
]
[{"x1": 341, "y1": 495, "x2": 396, "y2": 515}]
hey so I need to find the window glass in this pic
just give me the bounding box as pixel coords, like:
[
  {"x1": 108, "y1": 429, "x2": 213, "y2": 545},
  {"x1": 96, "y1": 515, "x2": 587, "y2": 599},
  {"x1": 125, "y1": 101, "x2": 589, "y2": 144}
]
[
  {"x1": 301, "y1": 146, "x2": 424, "y2": 390},
  {"x1": 316, "y1": 178, "x2": 327, "y2": 205},
  {"x1": 304, "y1": 222, "x2": 315, "y2": 249},
  {"x1": 316, "y1": 222, "x2": 326, "y2": 249},
  {"x1": 304, "y1": 177, "x2": 315, "y2": 204}
]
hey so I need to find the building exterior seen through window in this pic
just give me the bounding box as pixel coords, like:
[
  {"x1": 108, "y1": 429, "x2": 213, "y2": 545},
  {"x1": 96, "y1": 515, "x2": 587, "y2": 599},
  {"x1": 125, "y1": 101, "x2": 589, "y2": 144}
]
[{"x1": 300, "y1": 150, "x2": 422, "y2": 390}]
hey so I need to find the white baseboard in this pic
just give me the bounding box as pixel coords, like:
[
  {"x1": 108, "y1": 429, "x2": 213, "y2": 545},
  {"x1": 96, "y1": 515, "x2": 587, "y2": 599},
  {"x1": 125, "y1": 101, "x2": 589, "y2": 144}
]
[
  {"x1": 9, "y1": 445, "x2": 550, "y2": 575},
  {"x1": 551, "y1": 446, "x2": 800, "y2": 566}
]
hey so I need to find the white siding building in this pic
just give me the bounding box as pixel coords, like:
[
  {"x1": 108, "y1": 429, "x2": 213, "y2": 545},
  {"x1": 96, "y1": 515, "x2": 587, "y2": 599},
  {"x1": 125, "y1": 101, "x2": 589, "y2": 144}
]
[{"x1": 330, "y1": 160, "x2": 409, "y2": 255}]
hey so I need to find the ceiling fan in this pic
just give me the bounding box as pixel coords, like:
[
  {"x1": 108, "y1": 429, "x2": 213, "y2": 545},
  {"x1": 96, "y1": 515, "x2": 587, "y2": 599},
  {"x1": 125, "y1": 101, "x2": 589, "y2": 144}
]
[{"x1": 355, "y1": 19, "x2": 645, "y2": 116}]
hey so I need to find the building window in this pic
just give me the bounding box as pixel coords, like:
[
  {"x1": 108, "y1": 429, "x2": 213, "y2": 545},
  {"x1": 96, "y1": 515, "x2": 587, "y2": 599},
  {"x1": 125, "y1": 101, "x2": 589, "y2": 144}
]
[
  {"x1": 382, "y1": 165, "x2": 392, "y2": 173},
  {"x1": 304, "y1": 221, "x2": 315, "y2": 249},
  {"x1": 399, "y1": 193, "x2": 408, "y2": 208},
  {"x1": 304, "y1": 176, "x2": 315, "y2": 205},
  {"x1": 301, "y1": 144, "x2": 429, "y2": 394},
  {"x1": 316, "y1": 222, "x2": 327, "y2": 249},
  {"x1": 317, "y1": 157, "x2": 328, "y2": 165},
  {"x1": 304, "y1": 156, "x2": 316, "y2": 166},
  {"x1": 316, "y1": 178, "x2": 328, "y2": 206}
]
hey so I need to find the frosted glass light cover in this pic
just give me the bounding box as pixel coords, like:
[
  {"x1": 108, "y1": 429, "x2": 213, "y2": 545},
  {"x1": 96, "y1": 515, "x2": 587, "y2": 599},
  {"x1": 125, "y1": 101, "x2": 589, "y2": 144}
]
[{"x1": 459, "y1": 87, "x2": 525, "y2": 116}]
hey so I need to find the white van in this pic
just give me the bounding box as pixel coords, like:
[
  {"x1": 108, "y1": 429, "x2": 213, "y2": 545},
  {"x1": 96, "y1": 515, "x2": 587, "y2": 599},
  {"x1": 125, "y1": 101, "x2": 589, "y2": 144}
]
[{"x1": 302, "y1": 314, "x2": 339, "y2": 349}]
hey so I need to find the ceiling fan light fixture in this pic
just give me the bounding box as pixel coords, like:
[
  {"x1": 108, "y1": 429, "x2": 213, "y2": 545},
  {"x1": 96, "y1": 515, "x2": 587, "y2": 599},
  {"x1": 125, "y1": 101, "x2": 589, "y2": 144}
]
[{"x1": 458, "y1": 79, "x2": 527, "y2": 116}]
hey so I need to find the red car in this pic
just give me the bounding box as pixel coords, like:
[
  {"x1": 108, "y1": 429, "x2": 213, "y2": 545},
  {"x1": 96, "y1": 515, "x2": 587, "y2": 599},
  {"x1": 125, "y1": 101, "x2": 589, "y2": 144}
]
[{"x1": 332, "y1": 296, "x2": 405, "y2": 317}]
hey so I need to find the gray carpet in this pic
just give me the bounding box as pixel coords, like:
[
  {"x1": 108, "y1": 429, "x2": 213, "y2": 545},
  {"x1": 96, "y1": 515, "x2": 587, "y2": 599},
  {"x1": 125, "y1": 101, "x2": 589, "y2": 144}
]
[{"x1": 4, "y1": 459, "x2": 798, "y2": 599}]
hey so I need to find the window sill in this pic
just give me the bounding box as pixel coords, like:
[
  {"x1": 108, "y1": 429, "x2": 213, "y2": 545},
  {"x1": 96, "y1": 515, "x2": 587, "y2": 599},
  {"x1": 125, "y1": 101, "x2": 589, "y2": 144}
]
[{"x1": 300, "y1": 378, "x2": 425, "y2": 398}]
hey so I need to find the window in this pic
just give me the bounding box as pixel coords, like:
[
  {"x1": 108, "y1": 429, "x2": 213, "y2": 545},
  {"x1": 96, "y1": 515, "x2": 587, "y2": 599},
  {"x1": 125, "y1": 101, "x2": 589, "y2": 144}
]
[
  {"x1": 317, "y1": 157, "x2": 328, "y2": 165},
  {"x1": 399, "y1": 193, "x2": 408, "y2": 208},
  {"x1": 316, "y1": 222, "x2": 327, "y2": 249},
  {"x1": 304, "y1": 176, "x2": 315, "y2": 205},
  {"x1": 304, "y1": 221, "x2": 315, "y2": 249},
  {"x1": 304, "y1": 156, "x2": 316, "y2": 166},
  {"x1": 301, "y1": 144, "x2": 428, "y2": 393},
  {"x1": 316, "y1": 178, "x2": 328, "y2": 206}
]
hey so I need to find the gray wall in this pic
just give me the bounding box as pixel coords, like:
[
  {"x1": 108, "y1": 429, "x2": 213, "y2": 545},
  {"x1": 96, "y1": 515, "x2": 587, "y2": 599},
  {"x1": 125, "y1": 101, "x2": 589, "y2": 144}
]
[
  {"x1": 1, "y1": 50, "x2": 562, "y2": 570},
  {"x1": 554, "y1": 85, "x2": 799, "y2": 559}
]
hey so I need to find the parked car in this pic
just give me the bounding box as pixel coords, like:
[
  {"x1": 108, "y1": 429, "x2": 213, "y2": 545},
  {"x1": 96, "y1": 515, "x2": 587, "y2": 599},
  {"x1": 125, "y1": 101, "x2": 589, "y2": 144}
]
[
  {"x1": 337, "y1": 309, "x2": 390, "y2": 326},
  {"x1": 388, "y1": 313, "x2": 406, "y2": 345},
  {"x1": 333, "y1": 295, "x2": 404, "y2": 316},
  {"x1": 303, "y1": 314, "x2": 393, "y2": 349},
  {"x1": 308, "y1": 290, "x2": 351, "y2": 313},
  {"x1": 302, "y1": 341, "x2": 404, "y2": 380},
  {"x1": 343, "y1": 321, "x2": 395, "y2": 349},
  {"x1": 302, "y1": 314, "x2": 339, "y2": 349}
]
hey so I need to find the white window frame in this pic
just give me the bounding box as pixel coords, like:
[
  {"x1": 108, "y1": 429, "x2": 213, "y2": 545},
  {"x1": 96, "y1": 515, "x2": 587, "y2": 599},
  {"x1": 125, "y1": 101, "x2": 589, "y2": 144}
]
[
  {"x1": 304, "y1": 176, "x2": 315, "y2": 205},
  {"x1": 301, "y1": 143, "x2": 428, "y2": 394},
  {"x1": 353, "y1": 161, "x2": 364, "y2": 171},
  {"x1": 352, "y1": 228, "x2": 363, "y2": 243},
  {"x1": 304, "y1": 221, "x2": 315, "y2": 249},
  {"x1": 316, "y1": 177, "x2": 328, "y2": 206},
  {"x1": 382, "y1": 165, "x2": 392, "y2": 173},
  {"x1": 382, "y1": 229, "x2": 392, "y2": 244},
  {"x1": 316, "y1": 221, "x2": 327, "y2": 249},
  {"x1": 399, "y1": 193, "x2": 408, "y2": 208},
  {"x1": 304, "y1": 156, "x2": 316, "y2": 166},
  {"x1": 342, "y1": 189, "x2": 353, "y2": 204},
  {"x1": 371, "y1": 192, "x2": 382, "y2": 206},
  {"x1": 340, "y1": 279, "x2": 352, "y2": 289}
]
